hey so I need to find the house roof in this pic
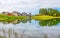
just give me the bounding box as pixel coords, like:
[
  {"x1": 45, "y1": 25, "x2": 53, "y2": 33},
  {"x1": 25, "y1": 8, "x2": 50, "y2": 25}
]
[
  {"x1": 12, "y1": 11, "x2": 21, "y2": 14},
  {"x1": 12, "y1": 11, "x2": 20, "y2": 13}
]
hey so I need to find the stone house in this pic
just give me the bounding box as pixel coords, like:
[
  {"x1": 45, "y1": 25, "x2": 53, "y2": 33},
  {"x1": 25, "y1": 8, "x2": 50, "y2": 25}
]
[
  {"x1": 2, "y1": 11, "x2": 13, "y2": 16},
  {"x1": 7, "y1": 13, "x2": 13, "y2": 16},
  {"x1": 21, "y1": 12, "x2": 28, "y2": 16},
  {"x1": 27, "y1": 13, "x2": 31, "y2": 16},
  {"x1": 12, "y1": 11, "x2": 21, "y2": 16},
  {"x1": 2, "y1": 12, "x2": 9, "y2": 15}
]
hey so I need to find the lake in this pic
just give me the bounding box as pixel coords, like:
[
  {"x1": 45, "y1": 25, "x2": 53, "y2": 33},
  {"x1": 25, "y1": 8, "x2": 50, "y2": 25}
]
[{"x1": 0, "y1": 18, "x2": 60, "y2": 38}]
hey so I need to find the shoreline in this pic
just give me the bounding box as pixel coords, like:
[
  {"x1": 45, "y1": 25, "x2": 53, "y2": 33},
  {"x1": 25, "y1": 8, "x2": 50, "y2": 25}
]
[{"x1": 31, "y1": 15, "x2": 60, "y2": 20}]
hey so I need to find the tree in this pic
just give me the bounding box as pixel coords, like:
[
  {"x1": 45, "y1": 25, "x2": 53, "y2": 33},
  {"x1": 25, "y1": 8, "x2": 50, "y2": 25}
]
[
  {"x1": 39, "y1": 8, "x2": 60, "y2": 16},
  {"x1": 39, "y1": 8, "x2": 47, "y2": 15},
  {"x1": 47, "y1": 8, "x2": 54, "y2": 15}
]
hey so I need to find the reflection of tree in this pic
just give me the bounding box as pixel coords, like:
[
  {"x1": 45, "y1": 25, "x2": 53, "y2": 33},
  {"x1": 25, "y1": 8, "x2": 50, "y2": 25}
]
[
  {"x1": 39, "y1": 20, "x2": 47, "y2": 26},
  {"x1": 0, "y1": 19, "x2": 31, "y2": 24},
  {"x1": 38, "y1": 18, "x2": 60, "y2": 26}
]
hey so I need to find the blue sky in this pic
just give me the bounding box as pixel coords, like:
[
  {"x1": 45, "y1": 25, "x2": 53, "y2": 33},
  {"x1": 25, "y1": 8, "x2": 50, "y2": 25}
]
[{"x1": 0, "y1": 0, "x2": 60, "y2": 15}]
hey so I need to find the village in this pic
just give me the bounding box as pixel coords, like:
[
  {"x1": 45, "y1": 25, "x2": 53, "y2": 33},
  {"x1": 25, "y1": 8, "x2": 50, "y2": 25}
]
[
  {"x1": 2, "y1": 11, "x2": 31, "y2": 16},
  {"x1": 0, "y1": 11, "x2": 32, "y2": 24},
  {"x1": 0, "y1": 11, "x2": 32, "y2": 22}
]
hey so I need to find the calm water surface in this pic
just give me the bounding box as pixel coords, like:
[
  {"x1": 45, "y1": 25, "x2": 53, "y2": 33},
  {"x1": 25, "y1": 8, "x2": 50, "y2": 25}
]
[{"x1": 0, "y1": 18, "x2": 60, "y2": 38}]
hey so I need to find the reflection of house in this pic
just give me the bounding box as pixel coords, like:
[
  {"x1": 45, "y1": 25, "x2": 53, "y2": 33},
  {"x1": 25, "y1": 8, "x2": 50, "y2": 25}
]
[
  {"x1": 12, "y1": 11, "x2": 21, "y2": 16},
  {"x1": 12, "y1": 20, "x2": 20, "y2": 24}
]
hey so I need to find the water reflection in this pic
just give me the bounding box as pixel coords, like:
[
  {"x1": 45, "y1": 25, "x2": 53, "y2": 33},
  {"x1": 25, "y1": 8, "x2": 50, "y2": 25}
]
[
  {"x1": 38, "y1": 18, "x2": 60, "y2": 26},
  {"x1": 0, "y1": 18, "x2": 60, "y2": 26},
  {"x1": 0, "y1": 27, "x2": 60, "y2": 38},
  {"x1": 0, "y1": 19, "x2": 31, "y2": 25},
  {"x1": 0, "y1": 28, "x2": 45, "y2": 38},
  {"x1": 0, "y1": 19, "x2": 60, "y2": 38}
]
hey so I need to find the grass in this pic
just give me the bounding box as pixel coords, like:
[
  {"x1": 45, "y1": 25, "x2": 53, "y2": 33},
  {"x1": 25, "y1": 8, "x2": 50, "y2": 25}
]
[
  {"x1": 17, "y1": 16, "x2": 27, "y2": 20},
  {"x1": 0, "y1": 14, "x2": 8, "y2": 20},
  {"x1": 31, "y1": 15, "x2": 60, "y2": 20},
  {"x1": 0, "y1": 14, "x2": 60, "y2": 21},
  {"x1": 0, "y1": 14, "x2": 27, "y2": 21}
]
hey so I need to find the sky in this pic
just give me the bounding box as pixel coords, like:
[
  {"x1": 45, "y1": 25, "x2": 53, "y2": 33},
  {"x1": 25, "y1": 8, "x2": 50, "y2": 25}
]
[{"x1": 0, "y1": 0, "x2": 60, "y2": 15}]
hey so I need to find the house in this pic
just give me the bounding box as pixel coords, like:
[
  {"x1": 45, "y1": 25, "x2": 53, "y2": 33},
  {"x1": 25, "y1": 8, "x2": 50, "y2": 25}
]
[
  {"x1": 2, "y1": 11, "x2": 13, "y2": 16},
  {"x1": 28, "y1": 13, "x2": 31, "y2": 16},
  {"x1": 21, "y1": 12, "x2": 28, "y2": 16},
  {"x1": 7, "y1": 13, "x2": 13, "y2": 16},
  {"x1": 12, "y1": 11, "x2": 21, "y2": 16},
  {"x1": 2, "y1": 11, "x2": 9, "y2": 14}
]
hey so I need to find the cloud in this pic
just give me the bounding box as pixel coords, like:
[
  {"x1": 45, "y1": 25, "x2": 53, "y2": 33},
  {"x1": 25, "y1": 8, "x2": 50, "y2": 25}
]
[
  {"x1": 0, "y1": 0, "x2": 60, "y2": 14},
  {"x1": 38, "y1": 0, "x2": 60, "y2": 8}
]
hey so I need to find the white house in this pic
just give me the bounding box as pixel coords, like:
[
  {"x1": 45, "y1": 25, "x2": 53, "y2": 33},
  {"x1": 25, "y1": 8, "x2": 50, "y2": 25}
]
[
  {"x1": 21, "y1": 12, "x2": 28, "y2": 16},
  {"x1": 2, "y1": 11, "x2": 9, "y2": 15},
  {"x1": 12, "y1": 11, "x2": 21, "y2": 16}
]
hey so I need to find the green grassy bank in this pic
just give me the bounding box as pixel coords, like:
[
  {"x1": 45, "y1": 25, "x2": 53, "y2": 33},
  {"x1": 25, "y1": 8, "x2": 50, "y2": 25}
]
[
  {"x1": 0, "y1": 14, "x2": 27, "y2": 21},
  {"x1": 31, "y1": 15, "x2": 60, "y2": 20}
]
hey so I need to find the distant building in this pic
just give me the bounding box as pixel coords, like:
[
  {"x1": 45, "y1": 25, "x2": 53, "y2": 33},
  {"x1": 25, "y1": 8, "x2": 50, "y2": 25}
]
[
  {"x1": 12, "y1": 11, "x2": 21, "y2": 16},
  {"x1": 2, "y1": 11, "x2": 31, "y2": 17},
  {"x1": 2, "y1": 11, "x2": 13, "y2": 16},
  {"x1": 7, "y1": 13, "x2": 13, "y2": 16},
  {"x1": 2, "y1": 12, "x2": 9, "y2": 14},
  {"x1": 21, "y1": 12, "x2": 28, "y2": 16},
  {"x1": 28, "y1": 13, "x2": 31, "y2": 16}
]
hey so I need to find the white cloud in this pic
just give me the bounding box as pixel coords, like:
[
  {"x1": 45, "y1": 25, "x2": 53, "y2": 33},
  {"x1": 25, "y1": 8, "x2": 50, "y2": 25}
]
[
  {"x1": 38, "y1": 0, "x2": 60, "y2": 8},
  {"x1": 0, "y1": 0, "x2": 60, "y2": 14}
]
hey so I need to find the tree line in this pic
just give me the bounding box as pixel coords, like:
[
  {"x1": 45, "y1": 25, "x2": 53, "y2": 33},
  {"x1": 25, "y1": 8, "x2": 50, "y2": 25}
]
[
  {"x1": 35, "y1": 18, "x2": 60, "y2": 26},
  {"x1": 39, "y1": 8, "x2": 60, "y2": 16}
]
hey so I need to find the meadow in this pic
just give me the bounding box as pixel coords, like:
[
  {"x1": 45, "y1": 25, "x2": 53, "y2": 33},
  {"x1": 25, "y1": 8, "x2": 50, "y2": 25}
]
[{"x1": 0, "y1": 14, "x2": 27, "y2": 21}]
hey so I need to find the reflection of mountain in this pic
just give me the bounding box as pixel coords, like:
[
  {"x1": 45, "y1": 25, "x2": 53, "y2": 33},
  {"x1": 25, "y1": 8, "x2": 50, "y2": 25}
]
[{"x1": 38, "y1": 18, "x2": 60, "y2": 26}]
